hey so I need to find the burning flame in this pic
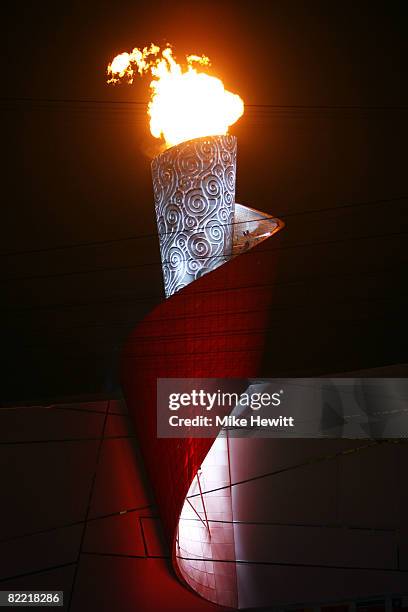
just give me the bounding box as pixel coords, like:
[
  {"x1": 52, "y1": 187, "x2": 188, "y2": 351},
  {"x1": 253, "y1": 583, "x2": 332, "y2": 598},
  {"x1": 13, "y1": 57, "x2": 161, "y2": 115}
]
[{"x1": 107, "y1": 44, "x2": 244, "y2": 149}]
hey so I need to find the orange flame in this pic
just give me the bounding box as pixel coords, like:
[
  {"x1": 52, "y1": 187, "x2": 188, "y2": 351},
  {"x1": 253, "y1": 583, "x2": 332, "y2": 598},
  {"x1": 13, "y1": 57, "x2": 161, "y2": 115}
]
[{"x1": 107, "y1": 44, "x2": 244, "y2": 149}]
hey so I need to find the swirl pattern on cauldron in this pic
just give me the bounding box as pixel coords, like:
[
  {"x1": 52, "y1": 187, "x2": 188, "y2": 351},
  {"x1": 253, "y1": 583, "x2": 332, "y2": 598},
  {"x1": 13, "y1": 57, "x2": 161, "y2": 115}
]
[{"x1": 152, "y1": 135, "x2": 236, "y2": 297}]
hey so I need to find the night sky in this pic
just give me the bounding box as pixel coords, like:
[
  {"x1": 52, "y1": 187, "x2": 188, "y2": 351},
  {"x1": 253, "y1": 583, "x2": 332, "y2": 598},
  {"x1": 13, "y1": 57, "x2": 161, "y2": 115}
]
[{"x1": 2, "y1": 1, "x2": 407, "y2": 402}]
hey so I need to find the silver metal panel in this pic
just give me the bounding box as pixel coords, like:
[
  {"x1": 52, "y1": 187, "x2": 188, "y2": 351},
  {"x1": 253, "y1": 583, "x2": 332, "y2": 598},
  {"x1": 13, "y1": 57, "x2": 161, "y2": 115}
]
[{"x1": 152, "y1": 135, "x2": 236, "y2": 298}]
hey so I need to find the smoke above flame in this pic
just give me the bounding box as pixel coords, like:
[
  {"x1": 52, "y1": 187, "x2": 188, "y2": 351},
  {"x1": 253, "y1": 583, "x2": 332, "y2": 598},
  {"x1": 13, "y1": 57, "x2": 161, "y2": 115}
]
[{"x1": 107, "y1": 44, "x2": 244, "y2": 149}]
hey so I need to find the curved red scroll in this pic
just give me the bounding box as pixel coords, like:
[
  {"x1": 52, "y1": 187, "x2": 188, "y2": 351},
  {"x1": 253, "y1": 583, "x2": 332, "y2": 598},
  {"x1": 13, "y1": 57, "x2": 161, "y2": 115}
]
[{"x1": 121, "y1": 233, "x2": 279, "y2": 607}]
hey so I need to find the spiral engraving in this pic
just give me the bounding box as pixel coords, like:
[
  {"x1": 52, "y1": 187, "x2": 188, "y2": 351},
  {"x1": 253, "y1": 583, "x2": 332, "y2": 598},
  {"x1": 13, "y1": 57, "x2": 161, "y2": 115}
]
[{"x1": 152, "y1": 135, "x2": 236, "y2": 297}]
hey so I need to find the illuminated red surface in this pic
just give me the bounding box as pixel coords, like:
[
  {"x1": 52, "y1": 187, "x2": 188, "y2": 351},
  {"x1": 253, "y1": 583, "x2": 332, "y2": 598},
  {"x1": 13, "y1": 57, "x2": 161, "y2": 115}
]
[{"x1": 121, "y1": 238, "x2": 278, "y2": 602}]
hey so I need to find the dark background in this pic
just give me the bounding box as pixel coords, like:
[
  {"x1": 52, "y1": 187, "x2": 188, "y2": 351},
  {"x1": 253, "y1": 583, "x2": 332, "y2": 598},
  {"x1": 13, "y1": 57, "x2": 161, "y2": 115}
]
[{"x1": 2, "y1": 0, "x2": 407, "y2": 402}]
